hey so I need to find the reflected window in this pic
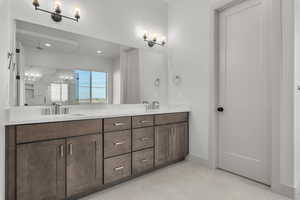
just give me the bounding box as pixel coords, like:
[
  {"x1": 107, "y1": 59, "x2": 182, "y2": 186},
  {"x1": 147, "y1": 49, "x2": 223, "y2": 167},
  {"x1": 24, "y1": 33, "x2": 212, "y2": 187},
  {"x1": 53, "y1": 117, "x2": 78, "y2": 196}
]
[{"x1": 75, "y1": 70, "x2": 107, "y2": 104}]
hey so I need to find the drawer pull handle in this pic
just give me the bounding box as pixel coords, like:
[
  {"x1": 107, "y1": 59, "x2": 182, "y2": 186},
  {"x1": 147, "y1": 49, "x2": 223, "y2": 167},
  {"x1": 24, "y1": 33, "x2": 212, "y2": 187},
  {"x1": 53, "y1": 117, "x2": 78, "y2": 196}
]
[
  {"x1": 114, "y1": 141, "x2": 126, "y2": 146},
  {"x1": 114, "y1": 166, "x2": 124, "y2": 171},
  {"x1": 140, "y1": 137, "x2": 151, "y2": 142},
  {"x1": 59, "y1": 145, "x2": 64, "y2": 158},
  {"x1": 114, "y1": 122, "x2": 125, "y2": 126},
  {"x1": 69, "y1": 143, "x2": 73, "y2": 156},
  {"x1": 141, "y1": 159, "x2": 148, "y2": 163},
  {"x1": 140, "y1": 120, "x2": 152, "y2": 123}
]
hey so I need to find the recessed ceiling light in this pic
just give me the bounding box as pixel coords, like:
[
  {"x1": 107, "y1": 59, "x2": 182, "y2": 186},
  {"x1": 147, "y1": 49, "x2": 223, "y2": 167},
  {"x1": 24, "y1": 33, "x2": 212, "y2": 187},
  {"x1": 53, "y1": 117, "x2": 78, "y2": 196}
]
[
  {"x1": 97, "y1": 50, "x2": 102, "y2": 54},
  {"x1": 45, "y1": 43, "x2": 51, "y2": 47}
]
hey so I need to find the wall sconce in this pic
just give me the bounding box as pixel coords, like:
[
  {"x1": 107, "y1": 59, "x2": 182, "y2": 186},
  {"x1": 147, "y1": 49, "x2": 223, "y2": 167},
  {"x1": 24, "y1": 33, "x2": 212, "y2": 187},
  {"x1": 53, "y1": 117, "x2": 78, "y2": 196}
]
[
  {"x1": 25, "y1": 72, "x2": 42, "y2": 82},
  {"x1": 32, "y1": 0, "x2": 80, "y2": 22},
  {"x1": 143, "y1": 31, "x2": 166, "y2": 47}
]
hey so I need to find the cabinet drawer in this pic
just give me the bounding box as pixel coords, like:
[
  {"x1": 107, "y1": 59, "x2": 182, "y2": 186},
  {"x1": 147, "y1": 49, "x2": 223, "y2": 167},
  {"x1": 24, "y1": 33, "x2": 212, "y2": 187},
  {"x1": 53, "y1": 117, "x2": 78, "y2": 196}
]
[
  {"x1": 104, "y1": 117, "x2": 131, "y2": 132},
  {"x1": 155, "y1": 113, "x2": 188, "y2": 125},
  {"x1": 132, "y1": 148, "x2": 154, "y2": 175},
  {"x1": 16, "y1": 119, "x2": 102, "y2": 144},
  {"x1": 104, "y1": 154, "x2": 131, "y2": 184},
  {"x1": 104, "y1": 130, "x2": 131, "y2": 158},
  {"x1": 132, "y1": 115, "x2": 154, "y2": 128},
  {"x1": 132, "y1": 127, "x2": 154, "y2": 151}
]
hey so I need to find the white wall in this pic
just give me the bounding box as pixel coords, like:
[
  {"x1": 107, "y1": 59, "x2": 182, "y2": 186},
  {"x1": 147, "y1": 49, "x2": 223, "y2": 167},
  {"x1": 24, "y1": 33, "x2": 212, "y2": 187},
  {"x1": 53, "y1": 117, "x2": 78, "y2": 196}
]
[
  {"x1": 295, "y1": 0, "x2": 300, "y2": 190},
  {"x1": 139, "y1": 49, "x2": 168, "y2": 105},
  {"x1": 168, "y1": 0, "x2": 296, "y2": 196},
  {"x1": 168, "y1": 0, "x2": 211, "y2": 161},
  {"x1": 0, "y1": 0, "x2": 11, "y2": 199},
  {"x1": 281, "y1": 0, "x2": 296, "y2": 191},
  {"x1": 112, "y1": 57, "x2": 121, "y2": 104},
  {"x1": 123, "y1": 49, "x2": 141, "y2": 104},
  {"x1": 11, "y1": 0, "x2": 168, "y2": 50}
]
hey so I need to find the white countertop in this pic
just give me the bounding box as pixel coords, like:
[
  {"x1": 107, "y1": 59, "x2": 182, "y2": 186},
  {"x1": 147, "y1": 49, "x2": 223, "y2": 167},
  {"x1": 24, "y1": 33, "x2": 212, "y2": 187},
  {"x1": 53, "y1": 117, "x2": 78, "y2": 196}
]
[{"x1": 5, "y1": 104, "x2": 190, "y2": 126}]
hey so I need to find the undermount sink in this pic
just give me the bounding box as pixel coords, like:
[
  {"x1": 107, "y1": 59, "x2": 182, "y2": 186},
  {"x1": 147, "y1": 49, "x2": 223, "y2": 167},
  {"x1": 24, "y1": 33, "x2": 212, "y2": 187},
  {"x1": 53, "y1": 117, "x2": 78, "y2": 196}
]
[
  {"x1": 69, "y1": 113, "x2": 86, "y2": 116},
  {"x1": 44, "y1": 113, "x2": 87, "y2": 118}
]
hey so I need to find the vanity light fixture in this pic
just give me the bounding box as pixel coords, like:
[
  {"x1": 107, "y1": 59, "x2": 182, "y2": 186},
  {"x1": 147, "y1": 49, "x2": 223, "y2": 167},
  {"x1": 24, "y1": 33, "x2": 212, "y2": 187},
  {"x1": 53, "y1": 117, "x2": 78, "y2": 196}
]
[
  {"x1": 45, "y1": 43, "x2": 51, "y2": 47},
  {"x1": 25, "y1": 72, "x2": 42, "y2": 82},
  {"x1": 143, "y1": 31, "x2": 166, "y2": 47},
  {"x1": 32, "y1": 0, "x2": 81, "y2": 22},
  {"x1": 97, "y1": 50, "x2": 103, "y2": 54}
]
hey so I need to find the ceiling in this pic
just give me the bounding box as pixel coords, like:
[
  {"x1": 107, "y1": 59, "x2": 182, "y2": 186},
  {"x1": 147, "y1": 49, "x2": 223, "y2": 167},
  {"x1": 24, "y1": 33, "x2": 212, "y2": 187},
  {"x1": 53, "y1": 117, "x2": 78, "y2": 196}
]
[{"x1": 16, "y1": 20, "x2": 131, "y2": 60}]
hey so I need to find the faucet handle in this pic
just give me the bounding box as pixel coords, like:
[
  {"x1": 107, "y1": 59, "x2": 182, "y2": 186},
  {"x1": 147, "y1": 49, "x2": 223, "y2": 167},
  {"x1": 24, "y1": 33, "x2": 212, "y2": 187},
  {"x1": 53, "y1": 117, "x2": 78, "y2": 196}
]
[
  {"x1": 152, "y1": 101, "x2": 160, "y2": 110},
  {"x1": 41, "y1": 107, "x2": 51, "y2": 115},
  {"x1": 62, "y1": 107, "x2": 70, "y2": 114}
]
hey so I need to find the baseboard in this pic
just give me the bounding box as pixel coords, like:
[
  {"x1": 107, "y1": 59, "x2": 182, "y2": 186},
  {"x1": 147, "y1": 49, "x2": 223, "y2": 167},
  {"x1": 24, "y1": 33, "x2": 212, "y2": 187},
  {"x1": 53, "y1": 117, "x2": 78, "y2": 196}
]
[
  {"x1": 272, "y1": 183, "x2": 297, "y2": 199},
  {"x1": 186, "y1": 154, "x2": 209, "y2": 167}
]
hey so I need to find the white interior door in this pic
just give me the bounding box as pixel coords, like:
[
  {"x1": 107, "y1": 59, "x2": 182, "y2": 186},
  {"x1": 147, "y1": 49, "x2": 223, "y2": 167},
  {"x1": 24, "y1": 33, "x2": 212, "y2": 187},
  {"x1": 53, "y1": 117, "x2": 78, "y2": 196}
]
[{"x1": 218, "y1": 0, "x2": 271, "y2": 185}]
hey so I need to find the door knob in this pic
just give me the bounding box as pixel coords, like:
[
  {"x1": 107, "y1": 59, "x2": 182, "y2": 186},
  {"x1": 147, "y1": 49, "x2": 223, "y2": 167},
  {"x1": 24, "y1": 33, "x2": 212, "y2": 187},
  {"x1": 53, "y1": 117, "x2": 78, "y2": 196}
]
[{"x1": 217, "y1": 107, "x2": 224, "y2": 112}]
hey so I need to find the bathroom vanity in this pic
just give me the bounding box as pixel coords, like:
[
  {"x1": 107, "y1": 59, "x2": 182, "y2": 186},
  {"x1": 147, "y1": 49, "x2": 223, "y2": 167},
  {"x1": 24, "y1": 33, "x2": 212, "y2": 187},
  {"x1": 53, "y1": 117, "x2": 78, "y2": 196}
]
[
  {"x1": 5, "y1": 111, "x2": 189, "y2": 200},
  {"x1": 5, "y1": 19, "x2": 188, "y2": 200}
]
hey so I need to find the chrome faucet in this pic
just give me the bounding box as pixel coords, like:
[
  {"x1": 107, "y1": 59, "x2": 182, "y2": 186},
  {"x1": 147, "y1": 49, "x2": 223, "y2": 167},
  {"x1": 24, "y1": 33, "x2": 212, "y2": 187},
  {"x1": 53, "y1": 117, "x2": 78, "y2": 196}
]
[
  {"x1": 142, "y1": 101, "x2": 151, "y2": 111},
  {"x1": 52, "y1": 103, "x2": 62, "y2": 115},
  {"x1": 41, "y1": 103, "x2": 70, "y2": 115}
]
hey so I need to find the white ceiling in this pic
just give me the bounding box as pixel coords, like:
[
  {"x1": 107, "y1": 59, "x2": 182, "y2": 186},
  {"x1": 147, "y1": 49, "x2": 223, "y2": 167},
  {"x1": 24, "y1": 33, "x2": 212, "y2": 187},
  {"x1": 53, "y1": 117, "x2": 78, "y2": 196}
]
[{"x1": 16, "y1": 20, "x2": 132, "y2": 60}]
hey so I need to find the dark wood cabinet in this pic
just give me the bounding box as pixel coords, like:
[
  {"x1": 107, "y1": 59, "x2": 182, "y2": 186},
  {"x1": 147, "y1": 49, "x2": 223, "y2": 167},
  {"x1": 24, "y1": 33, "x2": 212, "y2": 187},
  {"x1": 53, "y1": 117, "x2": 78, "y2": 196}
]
[
  {"x1": 6, "y1": 112, "x2": 189, "y2": 200},
  {"x1": 17, "y1": 139, "x2": 66, "y2": 200},
  {"x1": 132, "y1": 148, "x2": 154, "y2": 175},
  {"x1": 66, "y1": 134, "x2": 103, "y2": 197},
  {"x1": 155, "y1": 125, "x2": 172, "y2": 166},
  {"x1": 104, "y1": 153, "x2": 131, "y2": 184},
  {"x1": 171, "y1": 123, "x2": 188, "y2": 161},
  {"x1": 155, "y1": 123, "x2": 188, "y2": 167},
  {"x1": 132, "y1": 127, "x2": 154, "y2": 151}
]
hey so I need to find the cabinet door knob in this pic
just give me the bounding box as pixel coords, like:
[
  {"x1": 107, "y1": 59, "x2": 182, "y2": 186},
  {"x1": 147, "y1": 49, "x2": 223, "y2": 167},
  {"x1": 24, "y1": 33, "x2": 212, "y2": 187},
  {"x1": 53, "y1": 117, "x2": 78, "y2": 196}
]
[{"x1": 217, "y1": 107, "x2": 224, "y2": 112}]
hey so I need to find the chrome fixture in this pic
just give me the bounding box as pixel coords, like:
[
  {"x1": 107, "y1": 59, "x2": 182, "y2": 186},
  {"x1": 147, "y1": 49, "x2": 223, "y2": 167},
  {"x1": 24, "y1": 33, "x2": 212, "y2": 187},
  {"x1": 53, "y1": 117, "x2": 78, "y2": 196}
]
[
  {"x1": 142, "y1": 101, "x2": 151, "y2": 111},
  {"x1": 143, "y1": 32, "x2": 166, "y2": 47},
  {"x1": 143, "y1": 101, "x2": 160, "y2": 111},
  {"x1": 152, "y1": 101, "x2": 160, "y2": 110},
  {"x1": 32, "y1": 0, "x2": 80, "y2": 22},
  {"x1": 41, "y1": 104, "x2": 70, "y2": 115}
]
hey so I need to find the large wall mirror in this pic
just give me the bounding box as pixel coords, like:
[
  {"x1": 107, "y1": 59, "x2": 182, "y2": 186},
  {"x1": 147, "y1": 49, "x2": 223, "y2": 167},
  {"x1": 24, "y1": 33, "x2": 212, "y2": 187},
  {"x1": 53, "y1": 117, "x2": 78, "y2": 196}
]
[{"x1": 12, "y1": 20, "x2": 168, "y2": 106}]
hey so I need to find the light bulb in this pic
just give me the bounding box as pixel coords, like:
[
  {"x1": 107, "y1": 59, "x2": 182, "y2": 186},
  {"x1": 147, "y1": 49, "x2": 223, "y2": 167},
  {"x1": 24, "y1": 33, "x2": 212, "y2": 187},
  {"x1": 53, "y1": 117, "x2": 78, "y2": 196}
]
[
  {"x1": 74, "y1": 8, "x2": 80, "y2": 19},
  {"x1": 54, "y1": 1, "x2": 62, "y2": 12},
  {"x1": 143, "y1": 31, "x2": 148, "y2": 40},
  {"x1": 161, "y1": 36, "x2": 166, "y2": 46},
  {"x1": 152, "y1": 33, "x2": 158, "y2": 42},
  {"x1": 32, "y1": 0, "x2": 40, "y2": 8}
]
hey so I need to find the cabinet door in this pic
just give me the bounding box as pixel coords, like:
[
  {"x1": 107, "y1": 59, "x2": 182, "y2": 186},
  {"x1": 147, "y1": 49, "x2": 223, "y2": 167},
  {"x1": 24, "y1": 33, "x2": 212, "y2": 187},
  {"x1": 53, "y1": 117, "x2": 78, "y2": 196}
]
[
  {"x1": 17, "y1": 140, "x2": 65, "y2": 200},
  {"x1": 171, "y1": 123, "x2": 188, "y2": 161},
  {"x1": 67, "y1": 134, "x2": 103, "y2": 197},
  {"x1": 155, "y1": 125, "x2": 172, "y2": 167}
]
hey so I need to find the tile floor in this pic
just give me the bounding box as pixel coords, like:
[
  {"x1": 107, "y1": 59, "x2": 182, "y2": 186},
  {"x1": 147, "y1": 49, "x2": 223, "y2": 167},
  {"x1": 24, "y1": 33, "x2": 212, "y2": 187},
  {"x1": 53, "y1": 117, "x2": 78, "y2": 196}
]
[{"x1": 81, "y1": 160, "x2": 290, "y2": 200}]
